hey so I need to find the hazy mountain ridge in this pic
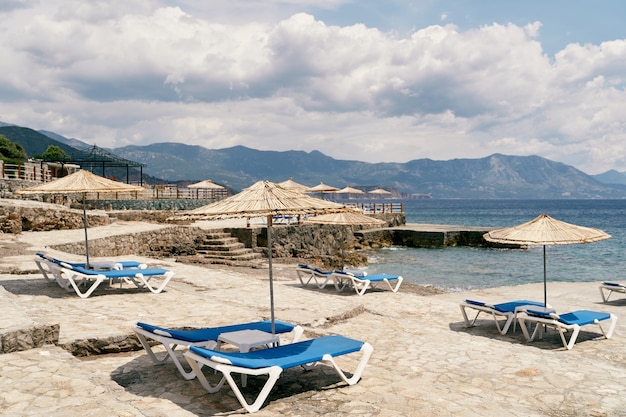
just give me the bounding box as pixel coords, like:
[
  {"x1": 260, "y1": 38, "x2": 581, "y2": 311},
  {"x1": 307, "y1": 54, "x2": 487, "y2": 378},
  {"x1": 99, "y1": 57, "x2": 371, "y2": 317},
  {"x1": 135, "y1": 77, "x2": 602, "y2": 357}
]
[{"x1": 2, "y1": 122, "x2": 626, "y2": 198}]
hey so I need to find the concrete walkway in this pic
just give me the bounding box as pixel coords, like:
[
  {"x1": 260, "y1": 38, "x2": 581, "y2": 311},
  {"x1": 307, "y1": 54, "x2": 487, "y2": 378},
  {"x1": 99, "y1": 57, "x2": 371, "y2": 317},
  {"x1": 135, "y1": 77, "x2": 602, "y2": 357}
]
[{"x1": 1, "y1": 221, "x2": 625, "y2": 416}]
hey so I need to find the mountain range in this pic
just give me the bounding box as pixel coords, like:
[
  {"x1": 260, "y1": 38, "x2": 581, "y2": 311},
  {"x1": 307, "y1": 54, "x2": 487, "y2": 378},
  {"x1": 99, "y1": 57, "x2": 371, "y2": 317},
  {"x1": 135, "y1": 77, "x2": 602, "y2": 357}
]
[{"x1": 2, "y1": 122, "x2": 626, "y2": 199}]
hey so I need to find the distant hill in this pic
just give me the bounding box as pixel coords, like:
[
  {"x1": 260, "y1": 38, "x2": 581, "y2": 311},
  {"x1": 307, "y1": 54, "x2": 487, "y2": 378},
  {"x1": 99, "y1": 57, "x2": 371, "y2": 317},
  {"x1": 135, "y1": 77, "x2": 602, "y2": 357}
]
[
  {"x1": 113, "y1": 143, "x2": 624, "y2": 198},
  {"x1": 4, "y1": 123, "x2": 626, "y2": 198},
  {"x1": 592, "y1": 169, "x2": 626, "y2": 185},
  {"x1": 0, "y1": 126, "x2": 79, "y2": 156}
]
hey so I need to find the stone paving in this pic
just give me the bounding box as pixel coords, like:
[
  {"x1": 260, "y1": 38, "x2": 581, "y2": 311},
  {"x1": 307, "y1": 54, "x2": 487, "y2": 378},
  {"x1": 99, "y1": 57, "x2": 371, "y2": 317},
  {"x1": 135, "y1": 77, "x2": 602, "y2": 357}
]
[{"x1": 1, "y1": 221, "x2": 626, "y2": 416}]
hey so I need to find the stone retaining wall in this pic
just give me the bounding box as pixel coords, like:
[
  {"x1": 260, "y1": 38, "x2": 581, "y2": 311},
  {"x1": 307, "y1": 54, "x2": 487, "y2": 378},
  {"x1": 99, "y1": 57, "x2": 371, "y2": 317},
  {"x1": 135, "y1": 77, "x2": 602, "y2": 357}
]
[
  {"x1": 0, "y1": 199, "x2": 110, "y2": 233},
  {"x1": 52, "y1": 226, "x2": 208, "y2": 258},
  {"x1": 1, "y1": 324, "x2": 60, "y2": 354}
]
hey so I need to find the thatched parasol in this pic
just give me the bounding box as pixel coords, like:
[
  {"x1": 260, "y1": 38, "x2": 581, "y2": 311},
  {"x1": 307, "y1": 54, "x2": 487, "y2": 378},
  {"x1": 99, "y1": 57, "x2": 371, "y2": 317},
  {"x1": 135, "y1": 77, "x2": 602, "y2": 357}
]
[
  {"x1": 304, "y1": 211, "x2": 385, "y2": 269},
  {"x1": 175, "y1": 180, "x2": 350, "y2": 333},
  {"x1": 277, "y1": 178, "x2": 309, "y2": 193},
  {"x1": 483, "y1": 213, "x2": 611, "y2": 306},
  {"x1": 17, "y1": 170, "x2": 144, "y2": 268}
]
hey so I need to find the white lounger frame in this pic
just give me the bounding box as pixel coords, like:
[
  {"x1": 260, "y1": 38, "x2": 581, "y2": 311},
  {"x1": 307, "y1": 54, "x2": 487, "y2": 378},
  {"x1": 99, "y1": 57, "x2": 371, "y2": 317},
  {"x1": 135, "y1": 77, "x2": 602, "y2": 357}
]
[
  {"x1": 336, "y1": 273, "x2": 403, "y2": 296},
  {"x1": 133, "y1": 324, "x2": 304, "y2": 380},
  {"x1": 517, "y1": 312, "x2": 618, "y2": 350},
  {"x1": 599, "y1": 282, "x2": 626, "y2": 303},
  {"x1": 296, "y1": 265, "x2": 341, "y2": 290},
  {"x1": 183, "y1": 340, "x2": 374, "y2": 413}
]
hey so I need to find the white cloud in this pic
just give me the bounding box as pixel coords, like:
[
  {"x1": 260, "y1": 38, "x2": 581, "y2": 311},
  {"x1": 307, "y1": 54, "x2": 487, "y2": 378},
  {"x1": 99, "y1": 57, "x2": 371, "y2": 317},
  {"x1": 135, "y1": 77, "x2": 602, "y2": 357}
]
[{"x1": 0, "y1": 2, "x2": 625, "y2": 175}]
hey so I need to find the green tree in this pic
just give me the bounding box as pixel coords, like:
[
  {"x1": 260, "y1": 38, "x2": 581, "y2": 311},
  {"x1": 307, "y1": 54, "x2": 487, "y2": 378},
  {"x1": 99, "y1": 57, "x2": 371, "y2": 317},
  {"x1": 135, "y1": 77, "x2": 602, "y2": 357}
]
[
  {"x1": 36, "y1": 145, "x2": 70, "y2": 161},
  {"x1": 0, "y1": 134, "x2": 27, "y2": 162}
]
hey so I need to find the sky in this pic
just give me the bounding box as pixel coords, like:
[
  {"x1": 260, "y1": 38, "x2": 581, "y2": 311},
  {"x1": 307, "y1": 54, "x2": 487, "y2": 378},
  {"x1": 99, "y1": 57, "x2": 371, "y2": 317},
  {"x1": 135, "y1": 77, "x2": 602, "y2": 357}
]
[{"x1": 1, "y1": 1, "x2": 626, "y2": 175}]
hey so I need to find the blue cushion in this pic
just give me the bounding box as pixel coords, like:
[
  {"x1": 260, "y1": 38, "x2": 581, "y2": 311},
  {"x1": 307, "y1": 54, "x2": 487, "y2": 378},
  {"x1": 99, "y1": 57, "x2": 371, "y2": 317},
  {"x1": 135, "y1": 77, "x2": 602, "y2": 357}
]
[
  {"x1": 72, "y1": 266, "x2": 168, "y2": 278},
  {"x1": 558, "y1": 310, "x2": 611, "y2": 326},
  {"x1": 465, "y1": 299, "x2": 486, "y2": 306},
  {"x1": 189, "y1": 335, "x2": 364, "y2": 369},
  {"x1": 363, "y1": 273, "x2": 399, "y2": 282},
  {"x1": 136, "y1": 320, "x2": 296, "y2": 343},
  {"x1": 493, "y1": 300, "x2": 545, "y2": 313}
]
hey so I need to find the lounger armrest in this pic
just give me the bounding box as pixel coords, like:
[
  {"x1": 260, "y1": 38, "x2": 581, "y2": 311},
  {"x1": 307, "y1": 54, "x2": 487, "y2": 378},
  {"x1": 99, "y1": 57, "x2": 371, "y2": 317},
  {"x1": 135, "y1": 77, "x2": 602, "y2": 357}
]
[
  {"x1": 526, "y1": 309, "x2": 559, "y2": 320},
  {"x1": 464, "y1": 299, "x2": 486, "y2": 306}
]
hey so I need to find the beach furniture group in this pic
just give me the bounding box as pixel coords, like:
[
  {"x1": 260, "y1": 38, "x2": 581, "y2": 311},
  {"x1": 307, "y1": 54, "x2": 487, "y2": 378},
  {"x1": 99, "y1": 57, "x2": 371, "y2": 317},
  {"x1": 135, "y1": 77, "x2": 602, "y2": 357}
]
[
  {"x1": 34, "y1": 252, "x2": 174, "y2": 298},
  {"x1": 296, "y1": 264, "x2": 403, "y2": 295},
  {"x1": 460, "y1": 298, "x2": 618, "y2": 350},
  {"x1": 133, "y1": 320, "x2": 372, "y2": 413}
]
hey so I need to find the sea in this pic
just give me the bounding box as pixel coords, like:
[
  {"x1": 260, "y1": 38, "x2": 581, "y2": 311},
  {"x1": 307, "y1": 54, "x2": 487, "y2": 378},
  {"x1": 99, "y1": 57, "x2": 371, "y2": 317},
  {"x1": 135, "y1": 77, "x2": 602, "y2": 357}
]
[{"x1": 360, "y1": 199, "x2": 626, "y2": 292}]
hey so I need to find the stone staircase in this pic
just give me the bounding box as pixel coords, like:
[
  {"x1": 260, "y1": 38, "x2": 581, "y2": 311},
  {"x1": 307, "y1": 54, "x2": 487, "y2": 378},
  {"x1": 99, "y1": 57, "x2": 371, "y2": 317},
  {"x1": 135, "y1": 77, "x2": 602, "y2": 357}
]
[{"x1": 194, "y1": 232, "x2": 263, "y2": 265}]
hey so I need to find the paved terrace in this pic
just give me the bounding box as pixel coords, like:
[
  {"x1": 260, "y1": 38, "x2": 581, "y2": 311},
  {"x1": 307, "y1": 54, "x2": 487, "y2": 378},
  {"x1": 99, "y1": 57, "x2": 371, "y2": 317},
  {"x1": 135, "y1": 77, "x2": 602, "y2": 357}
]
[{"x1": 1, "y1": 221, "x2": 625, "y2": 416}]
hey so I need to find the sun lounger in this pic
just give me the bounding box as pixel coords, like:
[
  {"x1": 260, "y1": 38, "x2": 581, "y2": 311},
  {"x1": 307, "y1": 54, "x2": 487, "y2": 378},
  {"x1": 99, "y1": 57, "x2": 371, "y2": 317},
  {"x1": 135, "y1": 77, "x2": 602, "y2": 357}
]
[
  {"x1": 296, "y1": 264, "x2": 337, "y2": 289},
  {"x1": 35, "y1": 252, "x2": 147, "y2": 271},
  {"x1": 133, "y1": 320, "x2": 304, "y2": 380},
  {"x1": 333, "y1": 272, "x2": 403, "y2": 295},
  {"x1": 599, "y1": 281, "x2": 626, "y2": 302},
  {"x1": 183, "y1": 334, "x2": 373, "y2": 413},
  {"x1": 517, "y1": 309, "x2": 618, "y2": 350},
  {"x1": 52, "y1": 263, "x2": 173, "y2": 298},
  {"x1": 459, "y1": 299, "x2": 549, "y2": 335}
]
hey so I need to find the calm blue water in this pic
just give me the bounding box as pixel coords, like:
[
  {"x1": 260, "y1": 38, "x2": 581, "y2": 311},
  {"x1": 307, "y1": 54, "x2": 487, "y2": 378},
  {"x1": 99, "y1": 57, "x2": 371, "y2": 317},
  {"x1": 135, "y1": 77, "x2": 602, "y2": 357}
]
[{"x1": 362, "y1": 200, "x2": 626, "y2": 292}]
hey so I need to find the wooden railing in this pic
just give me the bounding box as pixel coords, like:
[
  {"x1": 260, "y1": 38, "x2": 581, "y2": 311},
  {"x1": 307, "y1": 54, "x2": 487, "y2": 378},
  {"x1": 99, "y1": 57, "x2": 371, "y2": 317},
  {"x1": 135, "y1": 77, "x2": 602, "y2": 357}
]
[
  {"x1": 0, "y1": 162, "x2": 51, "y2": 181},
  {"x1": 349, "y1": 202, "x2": 403, "y2": 213}
]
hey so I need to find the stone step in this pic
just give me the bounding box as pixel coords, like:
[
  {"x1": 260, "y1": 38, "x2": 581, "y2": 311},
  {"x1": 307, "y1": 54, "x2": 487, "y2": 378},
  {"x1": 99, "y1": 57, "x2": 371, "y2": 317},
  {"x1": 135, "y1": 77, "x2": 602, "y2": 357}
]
[
  {"x1": 201, "y1": 252, "x2": 263, "y2": 261},
  {"x1": 201, "y1": 232, "x2": 233, "y2": 240},
  {"x1": 197, "y1": 247, "x2": 261, "y2": 257},
  {"x1": 196, "y1": 242, "x2": 245, "y2": 251},
  {"x1": 198, "y1": 237, "x2": 241, "y2": 245}
]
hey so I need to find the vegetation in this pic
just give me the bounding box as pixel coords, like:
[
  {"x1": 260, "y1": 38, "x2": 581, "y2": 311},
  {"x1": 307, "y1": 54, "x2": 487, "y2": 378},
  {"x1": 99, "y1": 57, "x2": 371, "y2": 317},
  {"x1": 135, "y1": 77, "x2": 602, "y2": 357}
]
[
  {"x1": 0, "y1": 134, "x2": 27, "y2": 163},
  {"x1": 35, "y1": 145, "x2": 70, "y2": 161}
]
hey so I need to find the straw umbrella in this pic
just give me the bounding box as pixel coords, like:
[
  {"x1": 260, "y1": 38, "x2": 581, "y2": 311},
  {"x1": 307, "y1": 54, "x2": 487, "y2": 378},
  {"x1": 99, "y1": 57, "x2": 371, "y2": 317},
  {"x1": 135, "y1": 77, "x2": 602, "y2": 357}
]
[
  {"x1": 176, "y1": 180, "x2": 350, "y2": 333},
  {"x1": 17, "y1": 170, "x2": 144, "y2": 268},
  {"x1": 187, "y1": 179, "x2": 225, "y2": 199},
  {"x1": 368, "y1": 188, "x2": 392, "y2": 198},
  {"x1": 335, "y1": 186, "x2": 365, "y2": 199},
  {"x1": 304, "y1": 211, "x2": 385, "y2": 269},
  {"x1": 277, "y1": 177, "x2": 309, "y2": 193},
  {"x1": 483, "y1": 213, "x2": 611, "y2": 306},
  {"x1": 308, "y1": 182, "x2": 339, "y2": 200}
]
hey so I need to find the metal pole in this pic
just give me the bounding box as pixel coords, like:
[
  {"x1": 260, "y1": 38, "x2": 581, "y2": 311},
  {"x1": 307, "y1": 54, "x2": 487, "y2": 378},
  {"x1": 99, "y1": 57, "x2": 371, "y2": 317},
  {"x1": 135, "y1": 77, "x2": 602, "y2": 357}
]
[
  {"x1": 267, "y1": 216, "x2": 276, "y2": 334},
  {"x1": 543, "y1": 245, "x2": 547, "y2": 307},
  {"x1": 83, "y1": 197, "x2": 90, "y2": 268}
]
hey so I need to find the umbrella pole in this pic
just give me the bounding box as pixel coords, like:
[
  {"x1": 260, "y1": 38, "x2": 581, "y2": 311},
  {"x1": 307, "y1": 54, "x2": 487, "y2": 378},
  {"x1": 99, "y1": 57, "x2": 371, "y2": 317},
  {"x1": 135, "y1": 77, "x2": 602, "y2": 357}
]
[
  {"x1": 267, "y1": 217, "x2": 276, "y2": 334},
  {"x1": 83, "y1": 197, "x2": 90, "y2": 269},
  {"x1": 543, "y1": 245, "x2": 547, "y2": 307}
]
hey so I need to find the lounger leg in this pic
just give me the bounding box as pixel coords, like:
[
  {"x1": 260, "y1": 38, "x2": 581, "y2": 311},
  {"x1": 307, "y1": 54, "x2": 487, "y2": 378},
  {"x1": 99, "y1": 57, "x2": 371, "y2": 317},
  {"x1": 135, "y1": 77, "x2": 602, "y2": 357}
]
[
  {"x1": 383, "y1": 277, "x2": 404, "y2": 293},
  {"x1": 599, "y1": 287, "x2": 611, "y2": 303},
  {"x1": 185, "y1": 352, "x2": 282, "y2": 413},
  {"x1": 63, "y1": 271, "x2": 105, "y2": 298},
  {"x1": 320, "y1": 342, "x2": 374, "y2": 385},
  {"x1": 185, "y1": 353, "x2": 227, "y2": 393},
  {"x1": 459, "y1": 305, "x2": 478, "y2": 327},
  {"x1": 130, "y1": 271, "x2": 174, "y2": 294},
  {"x1": 596, "y1": 314, "x2": 618, "y2": 339}
]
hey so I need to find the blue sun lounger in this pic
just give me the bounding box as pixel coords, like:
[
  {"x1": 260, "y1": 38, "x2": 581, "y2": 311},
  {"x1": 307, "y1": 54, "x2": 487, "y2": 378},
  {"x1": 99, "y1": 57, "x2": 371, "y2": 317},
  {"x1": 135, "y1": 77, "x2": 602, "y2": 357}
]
[
  {"x1": 183, "y1": 334, "x2": 373, "y2": 413},
  {"x1": 133, "y1": 320, "x2": 304, "y2": 380},
  {"x1": 43, "y1": 259, "x2": 174, "y2": 298},
  {"x1": 35, "y1": 252, "x2": 146, "y2": 272},
  {"x1": 296, "y1": 264, "x2": 336, "y2": 289},
  {"x1": 333, "y1": 272, "x2": 403, "y2": 295},
  {"x1": 459, "y1": 299, "x2": 549, "y2": 335},
  {"x1": 517, "y1": 309, "x2": 618, "y2": 350}
]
